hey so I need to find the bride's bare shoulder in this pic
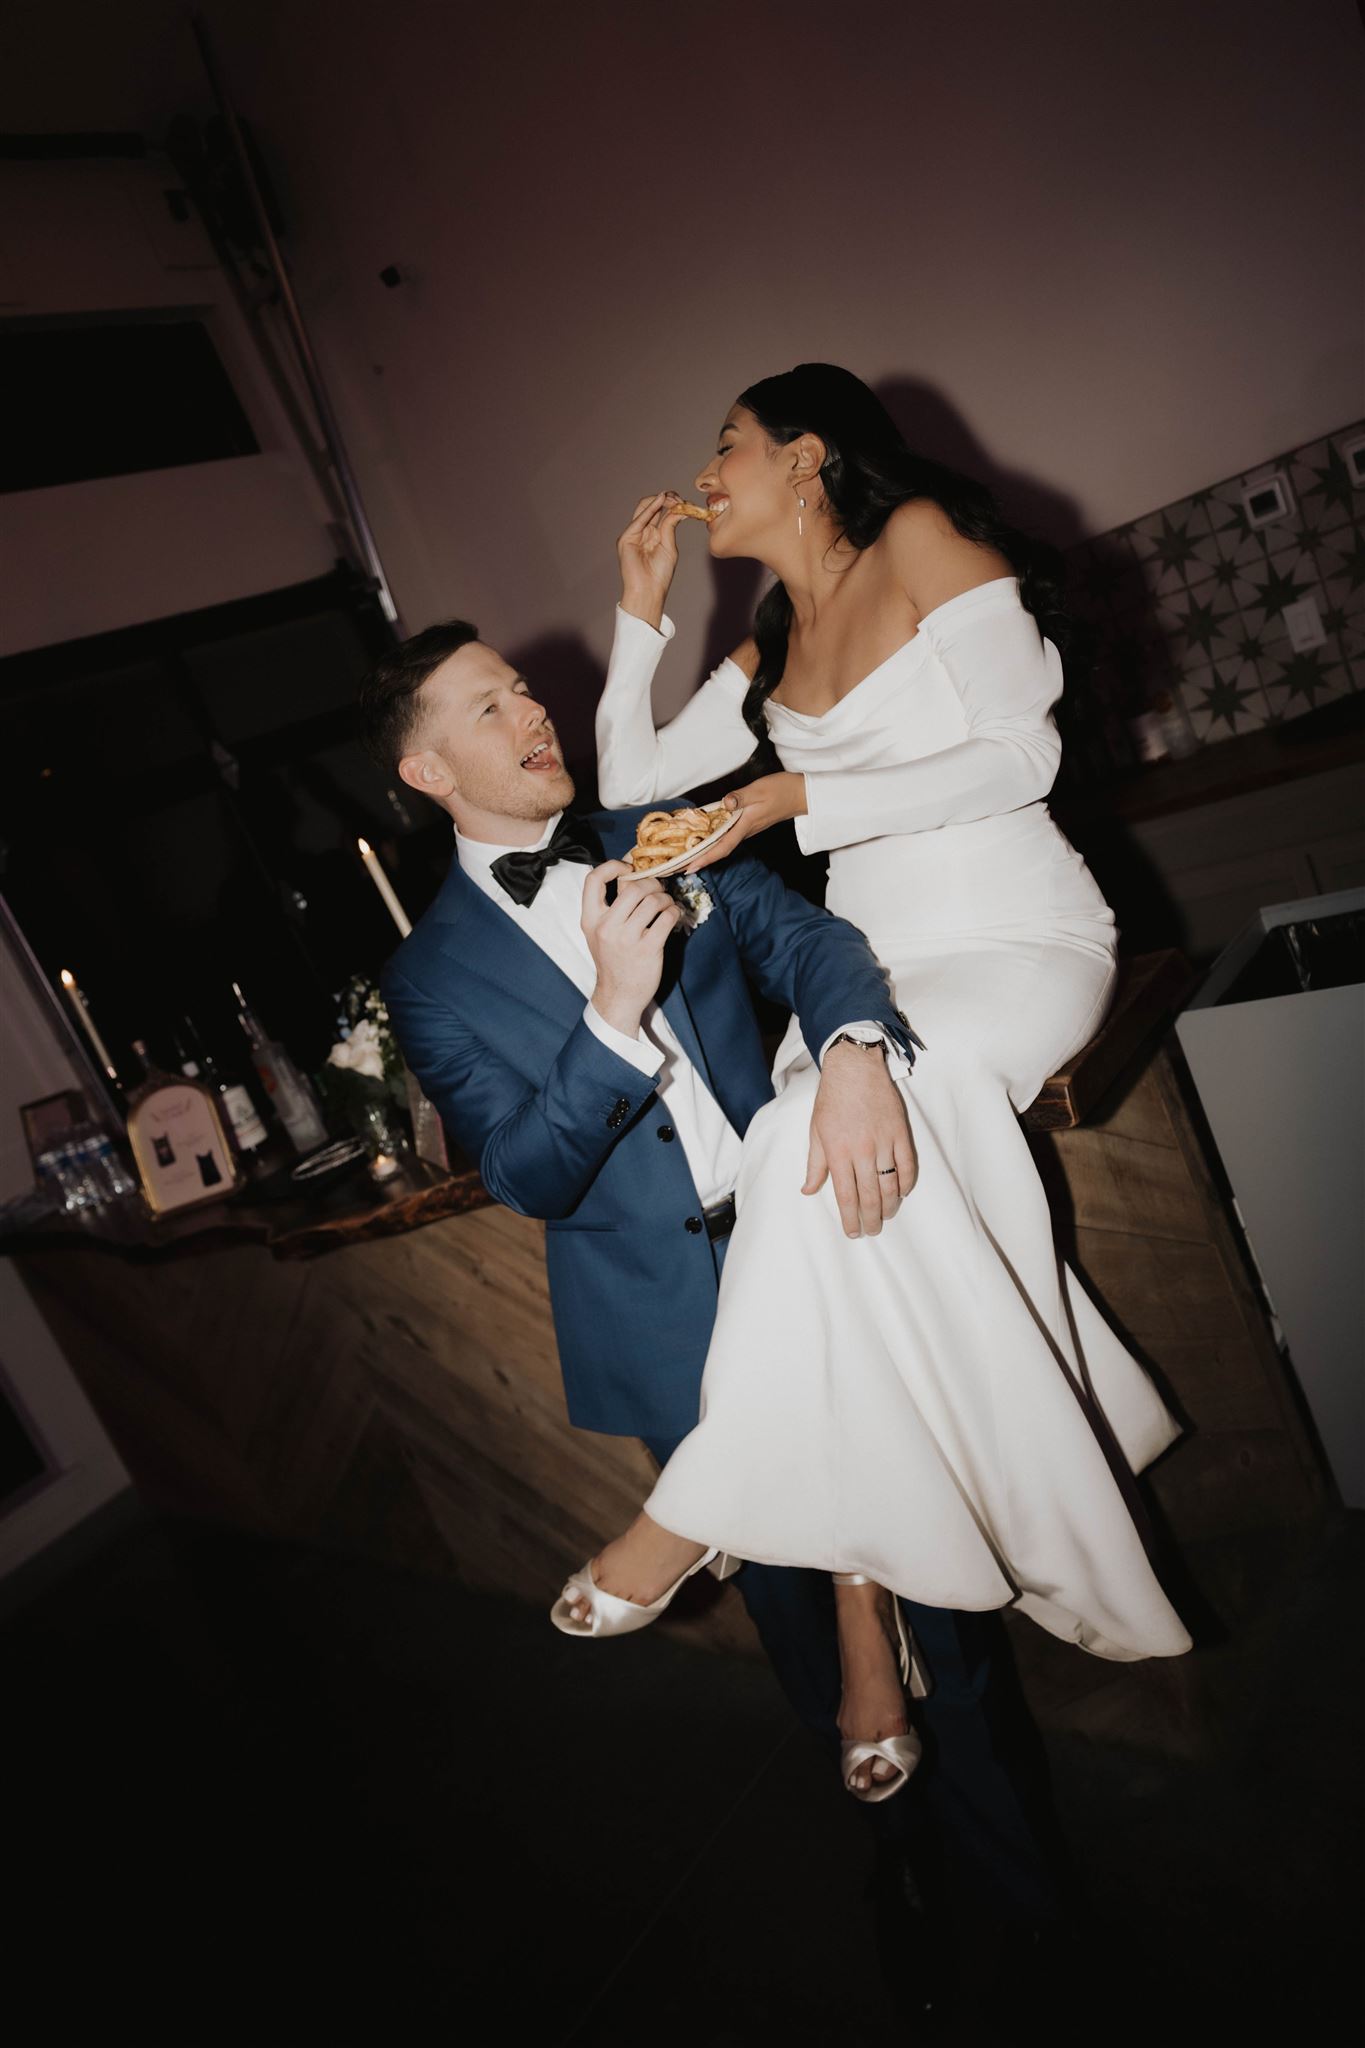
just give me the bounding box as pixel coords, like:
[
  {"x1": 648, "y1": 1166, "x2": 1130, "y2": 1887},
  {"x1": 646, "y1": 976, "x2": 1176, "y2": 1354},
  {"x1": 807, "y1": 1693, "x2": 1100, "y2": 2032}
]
[
  {"x1": 725, "y1": 636, "x2": 760, "y2": 681},
  {"x1": 882, "y1": 500, "x2": 1014, "y2": 615}
]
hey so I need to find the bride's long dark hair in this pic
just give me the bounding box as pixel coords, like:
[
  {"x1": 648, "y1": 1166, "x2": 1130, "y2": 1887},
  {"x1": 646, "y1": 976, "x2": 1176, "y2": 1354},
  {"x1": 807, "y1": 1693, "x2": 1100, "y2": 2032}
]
[{"x1": 735, "y1": 363, "x2": 1070, "y2": 748}]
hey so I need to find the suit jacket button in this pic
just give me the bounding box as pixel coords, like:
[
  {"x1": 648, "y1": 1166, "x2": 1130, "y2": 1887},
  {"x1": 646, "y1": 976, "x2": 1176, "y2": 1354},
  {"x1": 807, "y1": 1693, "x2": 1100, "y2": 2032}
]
[
  {"x1": 657, "y1": 1124, "x2": 675, "y2": 1143},
  {"x1": 684, "y1": 1215, "x2": 703, "y2": 1234}
]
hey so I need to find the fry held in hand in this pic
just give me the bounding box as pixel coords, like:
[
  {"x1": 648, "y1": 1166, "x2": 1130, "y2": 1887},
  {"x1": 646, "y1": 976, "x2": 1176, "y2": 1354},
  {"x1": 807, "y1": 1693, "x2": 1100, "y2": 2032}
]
[
  {"x1": 671, "y1": 500, "x2": 715, "y2": 522},
  {"x1": 627, "y1": 804, "x2": 735, "y2": 872}
]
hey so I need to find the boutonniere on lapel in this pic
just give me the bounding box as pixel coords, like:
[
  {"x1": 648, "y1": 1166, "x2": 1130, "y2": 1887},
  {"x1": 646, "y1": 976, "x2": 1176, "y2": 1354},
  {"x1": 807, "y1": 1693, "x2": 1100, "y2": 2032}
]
[
  {"x1": 667, "y1": 873, "x2": 714, "y2": 931},
  {"x1": 623, "y1": 803, "x2": 733, "y2": 932}
]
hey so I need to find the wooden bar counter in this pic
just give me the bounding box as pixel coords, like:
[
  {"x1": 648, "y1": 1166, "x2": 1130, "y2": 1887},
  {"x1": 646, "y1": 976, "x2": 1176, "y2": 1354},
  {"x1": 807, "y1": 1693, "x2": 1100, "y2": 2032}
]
[{"x1": 5, "y1": 952, "x2": 1329, "y2": 1750}]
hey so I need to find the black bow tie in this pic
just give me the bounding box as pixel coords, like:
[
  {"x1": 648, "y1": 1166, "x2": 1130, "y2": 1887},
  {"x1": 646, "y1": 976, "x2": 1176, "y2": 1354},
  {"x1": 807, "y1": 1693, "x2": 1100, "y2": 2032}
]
[{"x1": 489, "y1": 813, "x2": 603, "y2": 907}]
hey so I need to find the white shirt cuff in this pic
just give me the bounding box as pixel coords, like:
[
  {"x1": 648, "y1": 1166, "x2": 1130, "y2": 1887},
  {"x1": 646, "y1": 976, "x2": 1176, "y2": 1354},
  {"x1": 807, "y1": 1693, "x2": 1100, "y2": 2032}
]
[
  {"x1": 584, "y1": 1000, "x2": 664, "y2": 1077},
  {"x1": 614, "y1": 602, "x2": 676, "y2": 645},
  {"x1": 820, "y1": 1021, "x2": 912, "y2": 1081}
]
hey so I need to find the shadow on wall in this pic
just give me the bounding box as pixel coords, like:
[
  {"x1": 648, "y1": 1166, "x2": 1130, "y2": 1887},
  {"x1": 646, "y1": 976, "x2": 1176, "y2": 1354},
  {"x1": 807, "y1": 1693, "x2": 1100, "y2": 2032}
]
[
  {"x1": 878, "y1": 377, "x2": 1182, "y2": 946},
  {"x1": 876, "y1": 376, "x2": 1087, "y2": 550}
]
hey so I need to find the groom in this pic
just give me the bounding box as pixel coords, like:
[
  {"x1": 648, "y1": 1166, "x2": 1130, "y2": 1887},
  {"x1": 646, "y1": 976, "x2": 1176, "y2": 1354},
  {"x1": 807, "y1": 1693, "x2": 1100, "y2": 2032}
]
[{"x1": 358, "y1": 619, "x2": 1070, "y2": 2003}]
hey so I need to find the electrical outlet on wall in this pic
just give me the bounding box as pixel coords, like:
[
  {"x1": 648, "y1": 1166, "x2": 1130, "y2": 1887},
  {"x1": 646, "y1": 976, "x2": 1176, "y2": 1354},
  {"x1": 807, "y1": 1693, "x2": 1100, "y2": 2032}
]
[{"x1": 1282, "y1": 596, "x2": 1327, "y2": 652}]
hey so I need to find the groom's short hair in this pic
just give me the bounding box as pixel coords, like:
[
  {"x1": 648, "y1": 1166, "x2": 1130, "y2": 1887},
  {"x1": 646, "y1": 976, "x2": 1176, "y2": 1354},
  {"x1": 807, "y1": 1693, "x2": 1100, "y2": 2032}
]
[{"x1": 357, "y1": 619, "x2": 480, "y2": 772}]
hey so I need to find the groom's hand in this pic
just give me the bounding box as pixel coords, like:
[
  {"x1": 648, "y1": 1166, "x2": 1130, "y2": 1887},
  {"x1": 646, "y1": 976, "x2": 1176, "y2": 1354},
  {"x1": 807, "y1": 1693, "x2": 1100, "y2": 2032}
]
[
  {"x1": 583, "y1": 860, "x2": 681, "y2": 1037},
  {"x1": 804, "y1": 1043, "x2": 918, "y2": 1238}
]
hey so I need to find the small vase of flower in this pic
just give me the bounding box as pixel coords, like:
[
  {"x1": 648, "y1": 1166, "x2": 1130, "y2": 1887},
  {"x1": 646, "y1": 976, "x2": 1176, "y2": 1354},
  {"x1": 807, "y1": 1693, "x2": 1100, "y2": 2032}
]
[{"x1": 319, "y1": 976, "x2": 412, "y2": 1183}]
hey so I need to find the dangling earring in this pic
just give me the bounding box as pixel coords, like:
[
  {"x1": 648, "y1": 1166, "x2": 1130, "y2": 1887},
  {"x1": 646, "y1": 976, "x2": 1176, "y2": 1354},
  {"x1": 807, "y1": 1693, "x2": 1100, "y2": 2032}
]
[{"x1": 797, "y1": 494, "x2": 807, "y2": 538}]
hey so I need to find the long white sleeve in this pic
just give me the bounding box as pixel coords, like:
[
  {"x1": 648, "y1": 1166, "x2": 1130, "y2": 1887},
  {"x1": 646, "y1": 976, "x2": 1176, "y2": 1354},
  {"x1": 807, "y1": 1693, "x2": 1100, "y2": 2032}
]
[
  {"x1": 596, "y1": 605, "x2": 756, "y2": 806},
  {"x1": 795, "y1": 587, "x2": 1063, "y2": 857}
]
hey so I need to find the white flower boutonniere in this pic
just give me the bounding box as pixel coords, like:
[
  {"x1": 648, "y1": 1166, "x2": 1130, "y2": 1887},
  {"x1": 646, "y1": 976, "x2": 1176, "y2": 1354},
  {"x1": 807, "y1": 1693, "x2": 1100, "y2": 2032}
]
[{"x1": 668, "y1": 873, "x2": 714, "y2": 931}]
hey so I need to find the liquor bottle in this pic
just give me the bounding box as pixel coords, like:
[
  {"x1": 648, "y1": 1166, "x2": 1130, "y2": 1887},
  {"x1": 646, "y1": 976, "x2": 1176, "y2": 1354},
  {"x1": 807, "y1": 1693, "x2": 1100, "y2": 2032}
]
[
  {"x1": 230, "y1": 983, "x2": 329, "y2": 1154},
  {"x1": 173, "y1": 1017, "x2": 271, "y2": 1160},
  {"x1": 123, "y1": 1038, "x2": 242, "y2": 1216}
]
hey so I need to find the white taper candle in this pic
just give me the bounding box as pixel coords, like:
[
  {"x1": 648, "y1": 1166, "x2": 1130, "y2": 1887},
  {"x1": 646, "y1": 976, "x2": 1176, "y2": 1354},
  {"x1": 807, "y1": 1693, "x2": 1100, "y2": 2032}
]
[
  {"x1": 59, "y1": 968, "x2": 118, "y2": 1079},
  {"x1": 357, "y1": 838, "x2": 412, "y2": 937}
]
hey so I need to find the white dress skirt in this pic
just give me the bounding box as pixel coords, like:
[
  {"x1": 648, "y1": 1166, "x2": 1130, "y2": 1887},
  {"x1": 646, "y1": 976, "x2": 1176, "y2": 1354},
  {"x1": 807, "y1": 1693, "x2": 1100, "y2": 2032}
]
[{"x1": 596, "y1": 579, "x2": 1192, "y2": 1662}]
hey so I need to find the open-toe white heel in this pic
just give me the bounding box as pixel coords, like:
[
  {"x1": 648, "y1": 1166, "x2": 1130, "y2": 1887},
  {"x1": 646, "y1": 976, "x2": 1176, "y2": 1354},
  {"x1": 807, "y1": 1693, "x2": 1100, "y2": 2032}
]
[
  {"x1": 833, "y1": 1571, "x2": 929, "y2": 1805},
  {"x1": 551, "y1": 1547, "x2": 741, "y2": 1638}
]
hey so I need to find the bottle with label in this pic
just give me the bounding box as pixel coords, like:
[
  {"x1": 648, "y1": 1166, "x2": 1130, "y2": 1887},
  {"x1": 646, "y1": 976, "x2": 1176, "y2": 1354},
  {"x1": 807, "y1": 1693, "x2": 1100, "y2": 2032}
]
[
  {"x1": 231, "y1": 983, "x2": 329, "y2": 1155},
  {"x1": 124, "y1": 1039, "x2": 243, "y2": 1216},
  {"x1": 173, "y1": 1017, "x2": 271, "y2": 1162}
]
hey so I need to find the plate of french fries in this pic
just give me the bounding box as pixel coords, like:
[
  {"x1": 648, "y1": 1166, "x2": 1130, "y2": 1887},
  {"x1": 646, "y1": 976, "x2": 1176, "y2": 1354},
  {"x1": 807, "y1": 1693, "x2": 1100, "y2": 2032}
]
[{"x1": 626, "y1": 803, "x2": 741, "y2": 877}]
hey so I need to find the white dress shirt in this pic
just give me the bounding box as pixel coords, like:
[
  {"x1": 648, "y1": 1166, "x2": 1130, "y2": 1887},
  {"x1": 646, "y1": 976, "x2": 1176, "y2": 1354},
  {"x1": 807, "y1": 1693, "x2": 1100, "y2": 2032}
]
[{"x1": 455, "y1": 816, "x2": 745, "y2": 1208}]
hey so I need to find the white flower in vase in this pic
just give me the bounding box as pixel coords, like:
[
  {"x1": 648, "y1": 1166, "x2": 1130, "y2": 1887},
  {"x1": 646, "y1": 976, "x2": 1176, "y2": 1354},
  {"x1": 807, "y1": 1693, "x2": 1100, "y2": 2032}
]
[{"x1": 326, "y1": 1016, "x2": 386, "y2": 1081}]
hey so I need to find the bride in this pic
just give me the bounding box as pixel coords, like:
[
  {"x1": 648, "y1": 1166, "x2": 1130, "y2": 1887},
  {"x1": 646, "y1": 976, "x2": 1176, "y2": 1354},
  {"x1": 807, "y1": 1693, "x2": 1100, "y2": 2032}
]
[{"x1": 554, "y1": 363, "x2": 1191, "y2": 1799}]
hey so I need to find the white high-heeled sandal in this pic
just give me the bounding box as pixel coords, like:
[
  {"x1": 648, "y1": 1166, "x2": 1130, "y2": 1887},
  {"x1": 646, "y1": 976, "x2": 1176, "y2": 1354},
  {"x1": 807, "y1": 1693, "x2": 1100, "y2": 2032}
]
[
  {"x1": 551, "y1": 1546, "x2": 741, "y2": 1638},
  {"x1": 833, "y1": 1572, "x2": 929, "y2": 1804}
]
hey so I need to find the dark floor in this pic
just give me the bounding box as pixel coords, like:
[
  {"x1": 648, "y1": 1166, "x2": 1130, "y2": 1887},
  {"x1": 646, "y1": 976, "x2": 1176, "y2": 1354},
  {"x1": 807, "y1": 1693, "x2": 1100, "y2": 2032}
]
[{"x1": 4, "y1": 1502, "x2": 1361, "y2": 2047}]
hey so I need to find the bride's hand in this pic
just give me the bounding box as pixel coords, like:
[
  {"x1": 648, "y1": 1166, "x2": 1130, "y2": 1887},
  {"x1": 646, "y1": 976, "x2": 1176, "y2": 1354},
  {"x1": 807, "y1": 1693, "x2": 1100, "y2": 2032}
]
[
  {"x1": 617, "y1": 492, "x2": 688, "y2": 629},
  {"x1": 682, "y1": 774, "x2": 808, "y2": 873}
]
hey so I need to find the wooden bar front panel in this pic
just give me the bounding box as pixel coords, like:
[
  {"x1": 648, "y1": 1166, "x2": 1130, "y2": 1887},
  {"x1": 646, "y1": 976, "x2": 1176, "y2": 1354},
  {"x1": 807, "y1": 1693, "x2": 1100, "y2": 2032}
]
[{"x1": 13, "y1": 1029, "x2": 1328, "y2": 1738}]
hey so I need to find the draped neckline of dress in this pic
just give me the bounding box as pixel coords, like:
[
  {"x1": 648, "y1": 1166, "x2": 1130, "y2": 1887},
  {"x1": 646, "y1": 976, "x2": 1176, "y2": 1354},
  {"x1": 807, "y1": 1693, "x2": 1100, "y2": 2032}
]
[
  {"x1": 765, "y1": 632, "x2": 927, "y2": 729},
  {"x1": 762, "y1": 575, "x2": 1024, "y2": 730}
]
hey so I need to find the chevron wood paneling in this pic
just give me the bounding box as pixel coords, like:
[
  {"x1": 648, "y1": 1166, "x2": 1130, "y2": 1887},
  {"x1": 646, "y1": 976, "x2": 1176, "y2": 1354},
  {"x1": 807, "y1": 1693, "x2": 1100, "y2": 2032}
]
[{"x1": 12, "y1": 1030, "x2": 1328, "y2": 1727}]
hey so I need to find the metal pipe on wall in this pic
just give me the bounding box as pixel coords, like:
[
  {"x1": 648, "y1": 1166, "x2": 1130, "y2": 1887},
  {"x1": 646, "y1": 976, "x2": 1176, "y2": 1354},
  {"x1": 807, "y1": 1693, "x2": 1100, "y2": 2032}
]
[{"x1": 191, "y1": 14, "x2": 407, "y2": 637}]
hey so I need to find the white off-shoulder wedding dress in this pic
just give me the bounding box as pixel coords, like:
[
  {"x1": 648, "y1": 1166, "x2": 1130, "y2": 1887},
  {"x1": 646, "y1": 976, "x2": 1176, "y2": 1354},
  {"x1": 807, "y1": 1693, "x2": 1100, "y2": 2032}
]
[{"x1": 596, "y1": 578, "x2": 1191, "y2": 1661}]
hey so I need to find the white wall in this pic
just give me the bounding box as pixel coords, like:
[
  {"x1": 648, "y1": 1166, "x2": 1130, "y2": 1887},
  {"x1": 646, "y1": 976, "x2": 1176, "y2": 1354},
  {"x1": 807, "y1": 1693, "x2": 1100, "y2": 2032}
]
[
  {"x1": 0, "y1": 930, "x2": 132, "y2": 1585},
  {"x1": 222, "y1": 0, "x2": 1365, "y2": 710},
  {"x1": 0, "y1": 927, "x2": 88, "y2": 1205},
  {"x1": 2, "y1": 0, "x2": 1362, "y2": 717},
  {"x1": 0, "y1": 153, "x2": 337, "y2": 654}
]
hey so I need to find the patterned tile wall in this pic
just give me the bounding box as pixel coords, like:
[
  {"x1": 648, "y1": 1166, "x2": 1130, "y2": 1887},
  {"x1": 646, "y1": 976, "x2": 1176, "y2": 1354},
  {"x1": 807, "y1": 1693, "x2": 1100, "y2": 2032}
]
[{"x1": 1066, "y1": 421, "x2": 1365, "y2": 757}]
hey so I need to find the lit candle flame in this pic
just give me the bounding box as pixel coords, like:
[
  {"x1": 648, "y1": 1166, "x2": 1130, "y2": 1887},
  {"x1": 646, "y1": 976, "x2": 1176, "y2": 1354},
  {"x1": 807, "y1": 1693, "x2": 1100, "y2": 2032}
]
[
  {"x1": 58, "y1": 966, "x2": 118, "y2": 1079},
  {"x1": 356, "y1": 836, "x2": 411, "y2": 936}
]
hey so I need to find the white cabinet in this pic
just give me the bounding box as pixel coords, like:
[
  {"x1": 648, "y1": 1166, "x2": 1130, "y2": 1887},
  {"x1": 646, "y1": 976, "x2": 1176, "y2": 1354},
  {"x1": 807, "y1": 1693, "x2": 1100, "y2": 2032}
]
[
  {"x1": 1176, "y1": 890, "x2": 1365, "y2": 1507},
  {"x1": 1127, "y1": 761, "x2": 1365, "y2": 960}
]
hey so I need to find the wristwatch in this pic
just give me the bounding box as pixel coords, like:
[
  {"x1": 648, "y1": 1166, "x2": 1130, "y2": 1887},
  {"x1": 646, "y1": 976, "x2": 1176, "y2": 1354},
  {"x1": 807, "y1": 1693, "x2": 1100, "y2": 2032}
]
[{"x1": 826, "y1": 1031, "x2": 889, "y2": 1058}]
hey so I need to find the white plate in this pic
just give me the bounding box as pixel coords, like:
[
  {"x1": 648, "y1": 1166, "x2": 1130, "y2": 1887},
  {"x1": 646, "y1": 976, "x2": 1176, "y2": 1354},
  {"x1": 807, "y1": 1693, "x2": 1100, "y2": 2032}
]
[{"x1": 635, "y1": 812, "x2": 742, "y2": 878}]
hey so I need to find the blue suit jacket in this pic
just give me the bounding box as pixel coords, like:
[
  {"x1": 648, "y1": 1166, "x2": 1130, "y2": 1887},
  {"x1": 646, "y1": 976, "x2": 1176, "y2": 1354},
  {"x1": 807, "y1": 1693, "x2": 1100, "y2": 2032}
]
[{"x1": 382, "y1": 806, "x2": 917, "y2": 1438}]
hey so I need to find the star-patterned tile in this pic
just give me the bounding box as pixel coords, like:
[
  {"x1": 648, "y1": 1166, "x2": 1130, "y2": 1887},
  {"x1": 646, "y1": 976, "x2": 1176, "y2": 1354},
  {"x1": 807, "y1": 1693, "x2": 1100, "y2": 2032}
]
[
  {"x1": 1302, "y1": 535, "x2": 1351, "y2": 583},
  {"x1": 1335, "y1": 619, "x2": 1364, "y2": 673},
  {"x1": 1321, "y1": 572, "x2": 1359, "y2": 614},
  {"x1": 1178, "y1": 659, "x2": 1212, "y2": 712},
  {"x1": 1208, "y1": 514, "x2": 1271, "y2": 568},
  {"x1": 1309, "y1": 442, "x2": 1360, "y2": 523},
  {"x1": 1287, "y1": 439, "x2": 1330, "y2": 498},
  {"x1": 1189, "y1": 662, "x2": 1269, "y2": 741},
  {"x1": 1332, "y1": 532, "x2": 1365, "y2": 593},
  {"x1": 1145, "y1": 555, "x2": 1215, "y2": 603},
  {"x1": 1249, "y1": 558, "x2": 1313, "y2": 619},
  {"x1": 1066, "y1": 417, "x2": 1364, "y2": 757},
  {"x1": 1170, "y1": 589, "x2": 1239, "y2": 659},
  {"x1": 1202, "y1": 560, "x2": 1268, "y2": 610},
  {"x1": 1261, "y1": 647, "x2": 1347, "y2": 717},
  {"x1": 1265, "y1": 541, "x2": 1325, "y2": 588}
]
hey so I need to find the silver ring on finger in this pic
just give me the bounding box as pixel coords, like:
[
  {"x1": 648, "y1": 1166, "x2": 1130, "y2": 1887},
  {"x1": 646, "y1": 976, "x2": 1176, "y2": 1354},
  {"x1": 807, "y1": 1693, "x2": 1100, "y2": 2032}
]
[{"x1": 877, "y1": 1165, "x2": 898, "y2": 1177}]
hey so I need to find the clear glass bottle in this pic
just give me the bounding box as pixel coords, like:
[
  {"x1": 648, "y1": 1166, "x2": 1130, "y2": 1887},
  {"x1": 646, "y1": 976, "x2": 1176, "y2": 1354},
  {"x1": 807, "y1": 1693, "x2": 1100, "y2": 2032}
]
[
  {"x1": 86, "y1": 1126, "x2": 138, "y2": 1199},
  {"x1": 174, "y1": 1017, "x2": 271, "y2": 1160},
  {"x1": 230, "y1": 984, "x2": 328, "y2": 1155}
]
